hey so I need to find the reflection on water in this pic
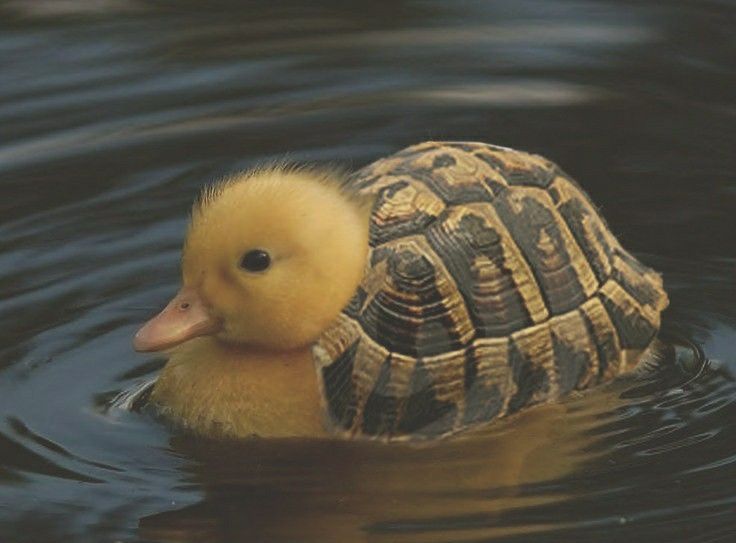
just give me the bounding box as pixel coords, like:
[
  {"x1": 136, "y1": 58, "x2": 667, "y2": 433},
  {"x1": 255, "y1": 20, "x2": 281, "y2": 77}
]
[
  {"x1": 0, "y1": 1, "x2": 735, "y2": 542},
  {"x1": 133, "y1": 349, "x2": 725, "y2": 543},
  {"x1": 139, "y1": 402, "x2": 605, "y2": 543}
]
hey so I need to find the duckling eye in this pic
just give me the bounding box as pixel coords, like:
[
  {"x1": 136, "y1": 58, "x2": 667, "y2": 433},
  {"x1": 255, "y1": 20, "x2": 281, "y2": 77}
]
[{"x1": 239, "y1": 249, "x2": 271, "y2": 272}]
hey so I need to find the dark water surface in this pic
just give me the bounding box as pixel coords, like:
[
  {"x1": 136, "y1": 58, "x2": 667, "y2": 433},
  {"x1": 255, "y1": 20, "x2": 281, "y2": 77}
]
[{"x1": 1, "y1": 1, "x2": 735, "y2": 541}]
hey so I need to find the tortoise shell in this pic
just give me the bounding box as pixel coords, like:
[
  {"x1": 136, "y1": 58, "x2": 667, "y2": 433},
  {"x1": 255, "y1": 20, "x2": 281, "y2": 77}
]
[{"x1": 313, "y1": 141, "x2": 668, "y2": 440}]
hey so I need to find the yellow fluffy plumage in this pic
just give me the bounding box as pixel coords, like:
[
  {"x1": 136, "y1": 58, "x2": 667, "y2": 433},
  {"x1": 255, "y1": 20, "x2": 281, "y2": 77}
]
[{"x1": 139, "y1": 166, "x2": 373, "y2": 438}]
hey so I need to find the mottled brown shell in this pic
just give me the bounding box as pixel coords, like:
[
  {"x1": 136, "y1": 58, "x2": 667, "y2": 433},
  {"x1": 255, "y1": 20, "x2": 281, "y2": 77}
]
[{"x1": 313, "y1": 141, "x2": 668, "y2": 440}]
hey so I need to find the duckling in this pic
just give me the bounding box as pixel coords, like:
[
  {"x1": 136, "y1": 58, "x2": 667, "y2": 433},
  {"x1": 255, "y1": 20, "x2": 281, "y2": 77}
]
[
  {"x1": 135, "y1": 166, "x2": 372, "y2": 438},
  {"x1": 135, "y1": 141, "x2": 668, "y2": 441}
]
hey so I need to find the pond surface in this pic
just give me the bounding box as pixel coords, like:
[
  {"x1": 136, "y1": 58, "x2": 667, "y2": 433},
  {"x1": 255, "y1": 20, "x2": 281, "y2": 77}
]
[{"x1": 0, "y1": 1, "x2": 735, "y2": 542}]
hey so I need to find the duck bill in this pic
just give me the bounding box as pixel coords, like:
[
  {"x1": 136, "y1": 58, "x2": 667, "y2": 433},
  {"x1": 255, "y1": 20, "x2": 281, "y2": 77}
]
[{"x1": 134, "y1": 287, "x2": 221, "y2": 352}]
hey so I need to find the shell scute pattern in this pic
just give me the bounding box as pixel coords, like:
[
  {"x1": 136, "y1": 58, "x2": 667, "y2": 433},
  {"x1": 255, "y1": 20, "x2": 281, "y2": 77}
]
[
  {"x1": 579, "y1": 296, "x2": 622, "y2": 379},
  {"x1": 356, "y1": 236, "x2": 473, "y2": 358},
  {"x1": 320, "y1": 335, "x2": 360, "y2": 430},
  {"x1": 474, "y1": 147, "x2": 558, "y2": 188},
  {"x1": 490, "y1": 185, "x2": 599, "y2": 315},
  {"x1": 425, "y1": 206, "x2": 538, "y2": 338},
  {"x1": 315, "y1": 141, "x2": 668, "y2": 440},
  {"x1": 389, "y1": 144, "x2": 501, "y2": 205},
  {"x1": 549, "y1": 310, "x2": 599, "y2": 392},
  {"x1": 366, "y1": 174, "x2": 446, "y2": 246},
  {"x1": 463, "y1": 388, "x2": 505, "y2": 426}
]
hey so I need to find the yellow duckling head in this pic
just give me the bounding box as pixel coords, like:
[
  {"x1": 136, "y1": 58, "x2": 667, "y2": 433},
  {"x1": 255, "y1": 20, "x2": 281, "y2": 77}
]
[{"x1": 134, "y1": 166, "x2": 372, "y2": 353}]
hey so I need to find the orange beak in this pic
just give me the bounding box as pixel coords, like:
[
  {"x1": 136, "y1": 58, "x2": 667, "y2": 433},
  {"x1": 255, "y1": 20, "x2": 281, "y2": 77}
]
[{"x1": 134, "y1": 287, "x2": 221, "y2": 352}]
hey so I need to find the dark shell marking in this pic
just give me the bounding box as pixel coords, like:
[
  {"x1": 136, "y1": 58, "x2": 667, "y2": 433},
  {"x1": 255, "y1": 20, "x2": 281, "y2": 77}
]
[{"x1": 314, "y1": 141, "x2": 668, "y2": 440}]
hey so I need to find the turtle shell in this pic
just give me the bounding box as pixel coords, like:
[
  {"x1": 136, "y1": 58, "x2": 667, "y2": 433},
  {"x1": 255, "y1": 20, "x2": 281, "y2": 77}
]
[{"x1": 313, "y1": 141, "x2": 668, "y2": 440}]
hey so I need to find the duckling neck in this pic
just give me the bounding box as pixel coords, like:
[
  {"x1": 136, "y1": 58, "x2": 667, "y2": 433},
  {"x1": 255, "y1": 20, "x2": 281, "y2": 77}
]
[{"x1": 151, "y1": 338, "x2": 327, "y2": 439}]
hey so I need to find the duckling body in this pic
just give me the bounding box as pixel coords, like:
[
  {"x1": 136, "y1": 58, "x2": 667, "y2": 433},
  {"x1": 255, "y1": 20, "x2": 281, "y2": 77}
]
[
  {"x1": 136, "y1": 142, "x2": 668, "y2": 441},
  {"x1": 151, "y1": 338, "x2": 326, "y2": 438}
]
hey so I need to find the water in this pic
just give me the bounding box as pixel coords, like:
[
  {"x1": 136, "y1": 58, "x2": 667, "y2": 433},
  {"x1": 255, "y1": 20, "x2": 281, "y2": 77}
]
[{"x1": 1, "y1": 1, "x2": 735, "y2": 541}]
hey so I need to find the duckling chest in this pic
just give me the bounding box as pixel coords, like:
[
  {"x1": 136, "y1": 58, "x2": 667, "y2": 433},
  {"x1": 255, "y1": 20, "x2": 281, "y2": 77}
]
[{"x1": 151, "y1": 345, "x2": 328, "y2": 439}]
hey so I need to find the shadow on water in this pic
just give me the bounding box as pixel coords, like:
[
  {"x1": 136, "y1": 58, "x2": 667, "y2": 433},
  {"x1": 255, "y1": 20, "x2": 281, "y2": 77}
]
[{"x1": 0, "y1": 1, "x2": 735, "y2": 542}]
